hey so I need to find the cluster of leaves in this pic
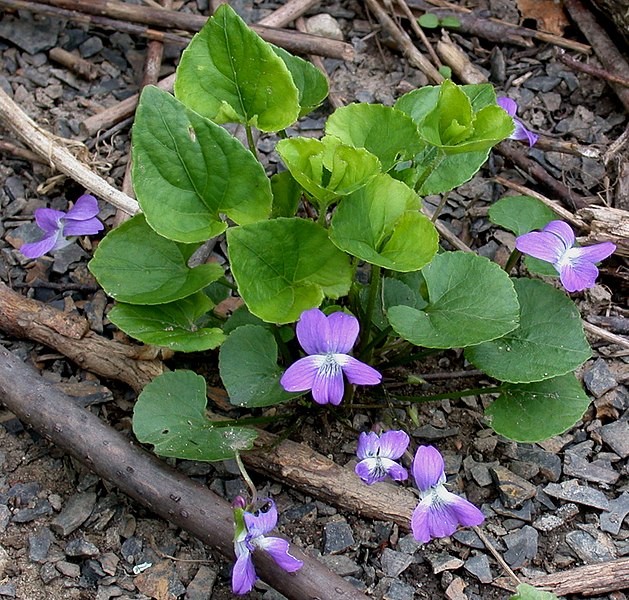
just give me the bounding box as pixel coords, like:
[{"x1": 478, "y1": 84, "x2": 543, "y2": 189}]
[{"x1": 88, "y1": 4, "x2": 592, "y2": 462}]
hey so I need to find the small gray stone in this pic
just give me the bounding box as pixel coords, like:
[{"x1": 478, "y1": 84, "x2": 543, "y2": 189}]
[
  {"x1": 600, "y1": 492, "x2": 629, "y2": 535},
  {"x1": 65, "y1": 538, "x2": 99, "y2": 558},
  {"x1": 8, "y1": 482, "x2": 40, "y2": 504},
  {"x1": 120, "y1": 537, "x2": 143, "y2": 564},
  {"x1": 380, "y1": 548, "x2": 413, "y2": 577},
  {"x1": 412, "y1": 424, "x2": 460, "y2": 440},
  {"x1": 52, "y1": 243, "x2": 88, "y2": 274},
  {"x1": 397, "y1": 533, "x2": 422, "y2": 554},
  {"x1": 563, "y1": 451, "x2": 619, "y2": 485},
  {"x1": 99, "y1": 553, "x2": 119, "y2": 576},
  {"x1": 427, "y1": 553, "x2": 464, "y2": 574},
  {"x1": 490, "y1": 466, "x2": 537, "y2": 508},
  {"x1": 0, "y1": 506, "x2": 10, "y2": 533},
  {"x1": 12, "y1": 499, "x2": 53, "y2": 523},
  {"x1": 305, "y1": 14, "x2": 344, "y2": 41},
  {"x1": 544, "y1": 479, "x2": 610, "y2": 510},
  {"x1": 95, "y1": 585, "x2": 124, "y2": 600},
  {"x1": 79, "y1": 36, "x2": 103, "y2": 58},
  {"x1": 56, "y1": 560, "x2": 81, "y2": 578},
  {"x1": 282, "y1": 503, "x2": 317, "y2": 523},
  {"x1": 492, "y1": 498, "x2": 534, "y2": 522},
  {"x1": 51, "y1": 492, "x2": 97, "y2": 536},
  {"x1": 565, "y1": 530, "x2": 616, "y2": 563},
  {"x1": 506, "y1": 442, "x2": 561, "y2": 482},
  {"x1": 464, "y1": 554, "x2": 493, "y2": 583},
  {"x1": 185, "y1": 565, "x2": 217, "y2": 600},
  {"x1": 39, "y1": 563, "x2": 59, "y2": 584},
  {"x1": 0, "y1": 582, "x2": 16, "y2": 597},
  {"x1": 28, "y1": 527, "x2": 55, "y2": 562},
  {"x1": 383, "y1": 579, "x2": 415, "y2": 600},
  {"x1": 444, "y1": 576, "x2": 467, "y2": 600},
  {"x1": 503, "y1": 526, "x2": 538, "y2": 568},
  {"x1": 532, "y1": 514, "x2": 564, "y2": 533},
  {"x1": 320, "y1": 554, "x2": 361, "y2": 576},
  {"x1": 452, "y1": 530, "x2": 485, "y2": 549},
  {"x1": 0, "y1": 546, "x2": 9, "y2": 579},
  {"x1": 134, "y1": 561, "x2": 185, "y2": 600},
  {"x1": 583, "y1": 359, "x2": 617, "y2": 397},
  {"x1": 0, "y1": 15, "x2": 60, "y2": 53},
  {"x1": 599, "y1": 419, "x2": 629, "y2": 458},
  {"x1": 323, "y1": 520, "x2": 355, "y2": 554}
]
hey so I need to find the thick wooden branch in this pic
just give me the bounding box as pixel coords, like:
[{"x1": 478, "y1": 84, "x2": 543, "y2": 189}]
[{"x1": 0, "y1": 345, "x2": 368, "y2": 600}]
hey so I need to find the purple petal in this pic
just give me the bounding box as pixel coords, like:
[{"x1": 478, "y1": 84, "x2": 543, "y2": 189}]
[
  {"x1": 339, "y1": 356, "x2": 382, "y2": 386},
  {"x1": 244, "y1": 499, "x2": 278, "y2": 538},
  {"x1": 356, "y1": 431, "x2": 379, "y2": 459},
  {"x1": 412, "y1": 445, "x2": 445, "y2": 492},
  {"x1": 280, "y1": 355, "x2": 322, "y2": 393},
  {"x1": 411, "y1": 501, "x2": 436, "y2": 543},
  {"x1": 497, "y1": 97, "x2": 517, "y2": 117},
  {"x1": 559, "y1": 260, "x2": 599, "y2": 292},
  {"x1": 383, "y1": 459, "x2": 409, "y2": 481},
  {"x1": 63, "y1": 216, "x2": 104, "y2": 237},
  {"x1": 311, "y1": 364, "x2": 344, "y2": 405},
  {"x1": 377, "y1": 430, "x2": 410, "y2": 460},
  {"x1": 232, "y1": 550, "x2": 257, "y2": 595},
  {"x1": 441, "y1": 489, "x2": 485, "y2": 528},
  {"x1": 296, "y1": 308, "x2": 329, "y2": 355},
  {"x1": 66, "y1": 194, "x2": 100, "y2": 220},
  {"x1": 355, "y1": 458, "x2": 382, "y2": 484},
  {"x1": 512, "y1": 119, "x2": 538, "y2": 147},
  {"x1": 256, "y1": 536, "x2": 303, "y2": 573},
  {"x1": 543, "y1": 220, "x2": 575, "y2": 248},
  {"x1": 20, "y1": 232, "x2": 59, "y2": 259},
  {"x1": 34, "y1": 207, "x2": 64, "y2": 234},
  {"x1": 325, "y1": 311, "x2": 359, "y2": 353},
  {"x1": 515, "y1": 231, "x2": 565, "y2": 265},
  {"x1": 570, "y1": 242, "x2": 616, "y2": 264}
]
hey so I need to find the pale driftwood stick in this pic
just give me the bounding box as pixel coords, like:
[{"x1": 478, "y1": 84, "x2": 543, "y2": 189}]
[
  {"x1": 364, "y1": 0, "x2": 444, "y2": 85},
  {"x1": 557, "y1": 49, "x2": 629, "y2": 88},
  {"x1": 533, "y1": 135, "x2": 601, "y2": 159},
  {"x1": 0, "y1": 87, "x2": 140, "y2": 216},
  {"x1": 0, "y1": 138, "x2": 48, "y2": 164},
  {"x1": 577, "y1": 205, "x2": 629, "y2": 258},
  {"x1": 80, "y1": 73, "x2": 176, "y2": 139},
  {"x1": 421, "y1": 206, "x2": 473, "y2": 253},
  {"x1": 48, "y1": 47, "x2": 99, "y2": 80},
  {"x1": 583, "y1": 321, "x2": 629, "y2": 350},
  {"x1": 564, "y1": 0, "x2": 629, "y2": 113},
  {"x1": 0, "y1": 346, "x2": 367, "y2": 600},
  {"x1": 493, "y1": 176, "x2": 588, "y2": 230},
  {"x1": 394, "y1": 0, "x2": 441, "y2": 68},
  {"x1": 0, "y1": 283, "x2": 167, "y2": 392},
  {"x1": 436, "y1": 31, "x2": 487, "y2": 84},
  {"x1": 257, "y1": 0, "x2": 321, "y2": 28},
  {"x1": 34, "y1": 0, "x2": 355, "y2": 61}
]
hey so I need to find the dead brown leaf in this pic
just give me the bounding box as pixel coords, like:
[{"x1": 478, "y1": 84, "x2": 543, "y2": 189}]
[{"x1": 517, "y1": 0, "x2": 570, "y2": 35}]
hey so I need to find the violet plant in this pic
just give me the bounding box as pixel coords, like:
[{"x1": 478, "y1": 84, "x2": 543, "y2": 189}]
[{"x1": 83, "y1": 4, "x2": 615, "y2": 465}]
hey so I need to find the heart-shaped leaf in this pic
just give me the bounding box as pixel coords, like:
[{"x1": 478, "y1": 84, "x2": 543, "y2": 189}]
[
  {"x1": 133, "y1": 370, "x2": 257, "y2": 461},
  {"x1": 489, "y1": 195, "x2": 557, "y2": 236}
]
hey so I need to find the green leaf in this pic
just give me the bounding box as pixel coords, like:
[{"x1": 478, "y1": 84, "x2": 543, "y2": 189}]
[
  {"x1": 276, "y1": 136, "x2": 381, "y2": 205},
  {"x1": 440, "y1": 16, "x2": 461, "y2": 28},
  {"x1": 132, "y1": 86, "x2": 272, "y2": 243},
  {"x1": 465, "y1": 278, "x2": 591, "y2": 383},
  {"x1": 395, "y1": 86, "x2": 441, "y2": 125},
  {"x1": 418, "y1": 13, "x2": 440, "y2": 28},
  {"x1": 219, "y1": 325, "x2": 301, "y2": 407},
  {"x1": 271, "y1": 45, "x2": 328, "y2": 117},
  {"x1": 89, "y1": 215, "x2": 224, "y2": 305},
  {"x1": 227, "y1": 218, "x2": 352, "y2": 323},
  {"x1": 108, "y1": 293, "x2": 226, "y2": 352},
  {"x1": 325, "y1": 103, "x2": 423, "y2": 171},
  {"x1": 438, "y1": 66, "x2": 452, "y2": 79},
  {"x1": 174, "y1": 3, "x2": 299, "y2": 131},
  {"x1": 487, "y1": 374, "x2": 590, "y2": 443},
  {"x1": 271, "y1": 170, "x2": 301, "y2": 218},
  {"x1": 133, "y1": 370, "x2": 257, "y2": 461},
  {"x1": 365, "y1": 277, "x2": 427, "y2": 330},
  {"x1": 489, "y1": 195, "x2": 556, "y2": 236},
  {"x1": 387, "y1": 252, "x2": 519, "y2": 348},
  {"x1": 329, "y1": 173, "x2": 438, "y2": 271},
  {"x1": 462, "y1": 83, "x2": 497, "y2": 111}
]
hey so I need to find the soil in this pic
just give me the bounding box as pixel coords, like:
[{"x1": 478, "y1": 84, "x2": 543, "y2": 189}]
[{"x1": 0, "y1": 1, "x2": 628, "y2": 600}]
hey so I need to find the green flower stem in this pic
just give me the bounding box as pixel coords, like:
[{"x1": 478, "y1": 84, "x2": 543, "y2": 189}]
[
  {"x1": 217, "y1": 277, "x2": 238, "y2": 291},
  {"x1": 317, "y1": 205, "x2": 328, "y2": 226},
  {"x1": 414, "y1": 149, "x2": 445, "y2": 192},
  {"x1": 235, "y1": 451, "x2": 257, "y2": 505},
  {"x1": 392, "y1": 385, "x2": 507, "y2": 404},
  {"x1": 359, "y1": 264, "x2": 381, "y2": 355},
  {"x1": 430, "y1": 191, "x2": 450, "y2": 222},
  {"x1": 376, "y1": 346, "x2": 441, "y2": 369},
  {"x1": 245, "y1": 124, "x2": 258, "y2": 159},
  {"x1": 359, "y1": 325, "x2": 392, "y2": 361},
  {"x1": 504, "y1": 248, "x2": 522, "y2": 274}
]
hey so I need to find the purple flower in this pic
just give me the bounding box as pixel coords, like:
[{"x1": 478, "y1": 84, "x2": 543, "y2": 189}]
[
  {"x1": 355, "y1": 430, "x2": 410, "y2": 485},
  {"x1": 280, "y1": 308, "x2": 382, "y2": 405},
  {"x1": 497, "y1": 97, "x2": 538, "y2": 147},
  {"x1": 232, "y1": 499, "x2": 303, "y2": 595},
  {"x1": 20, "y1": 194, "x2": 104, "y2": 259},
  {"x1": 515, "y1": 220, "x2": 616, "y2": 292},
  {"x1": 411, "y1": 445, "x2": 484, "y2": 543}
]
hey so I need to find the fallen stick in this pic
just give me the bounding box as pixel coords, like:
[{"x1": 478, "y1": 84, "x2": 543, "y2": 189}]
[
  {"x1": 33, "y1": 0, "x2": 355, "y2": 61},
  {"x1": 0, "y1": 283, "x2": 167, "y2": 392},
  {"x1": 563, "y1": 0, "x2": 629, "y2": 113},
  {"x1": 0, "y1": 344, "x2": 368, "y2": 600},
  {"x1": 436, "y1": 31, "x2": 486, "y2": 84},
  {"x1": 577, "y1": 205, "x2": 629, "y2": 258},
  {"x1": 0, "y1": 87, "x2": 140, "y2": 216},
  {"x1": 557, "y1": 49, "x2": 629, "y2": 89},
  {"x1": 48, "y1": 47, "x2": 99, "y2": 80},
  {"x1": 257, "y1": 0, "x2": 321, "y2": 28}
]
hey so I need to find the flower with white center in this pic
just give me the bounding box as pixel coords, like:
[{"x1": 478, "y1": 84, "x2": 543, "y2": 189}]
[
  {"x1": 355, "y1": 430, "x2": 410, "y2": 485},
  {"x1": 411, "y1": 445, "x2": 484, "y2": 543},
  {"x1": 280, "y1": 308, "x2": 382, "y2": 405},
  {"x1": 515, "y1": 220, "x2": 616, "y2": 292},
  {"x1": 497, "y1": 97, "x2": 538, "y2": 147}
]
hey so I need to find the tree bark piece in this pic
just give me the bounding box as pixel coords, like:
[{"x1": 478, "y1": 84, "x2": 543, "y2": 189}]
[
  {"x1": 577, "y1": 205, "x2": 629, "y2": 257},
  {"x1": 0, "y1": 345, "x2": 368, "y2": 600},
  {"x1": 0, "y1": 283, "x2": 166, "y2": 392},
  {"x1": 436, "y1": 31, "x2": 487, "y2": 84},
  {"x1": 33, "y1": 0, "x2": 355, "y2": 60},
  {"x1": 563, "y1": 0, "x2": 629, "y2": 113},
  {"x1": 48, "y1": 47, "x2": 99, "y2": 80},
  {"x1": 257, "y1": 0, "x2": 321, "y2": 28},
  {"x1": 0, "y1": 87, "x2": 140, "y2": 216}
]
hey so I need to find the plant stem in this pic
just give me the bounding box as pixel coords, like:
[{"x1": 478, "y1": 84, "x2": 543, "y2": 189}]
[
  {"x1": 376, "y1": 346, "x2": 441, "y2": 369},
  {"x1": 504, "y1": 249, "x2": 522, "y2": 274},
  {"x1": 359, "y1": 264, "x2": 381, "y2": 355},
  {"x1": 217, "y1": 277, "x2": 238, "y2": 291},
  {"x1": 317, "y1": 205, "x2": 328, "y2": 226},
  {"x1": 234, "y1": 452, "x2": 257, "y2": 506},
  {"x1": 391, "y1": 385, "x2": 506, "y2": 403},
  {"x1": 359, "y1": 325, "x2": 392, "y2": 361},
  {"x1": 430, "y1": 191, "x2": 450, "y2": 222},
  {"x1": 245, "y1": 124, "x2": 258, "y2": 159},
  {"x1": 414, "y1": 149, "x2": 444, "y2": 192}
]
